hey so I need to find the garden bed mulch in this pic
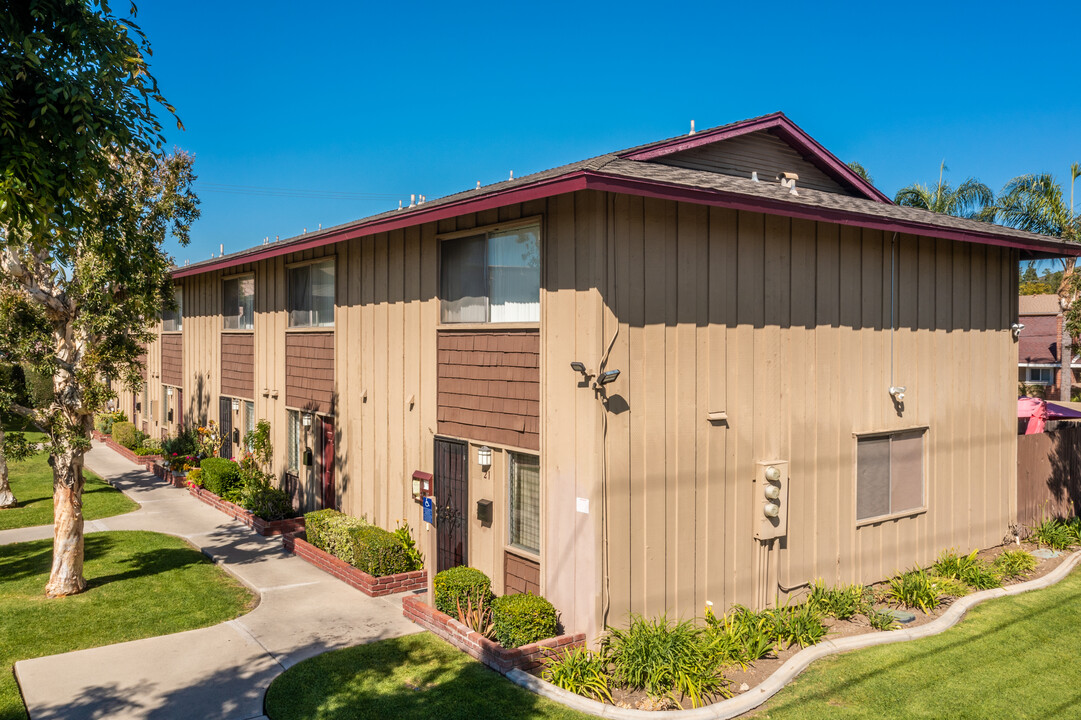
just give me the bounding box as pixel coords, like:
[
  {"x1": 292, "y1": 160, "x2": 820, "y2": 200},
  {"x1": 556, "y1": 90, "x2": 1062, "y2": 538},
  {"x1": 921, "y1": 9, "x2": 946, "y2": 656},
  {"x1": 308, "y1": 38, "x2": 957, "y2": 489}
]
[
  {"x1": 283, "y1": 532, "x2": 427, "y2": 597},
  {"x1": 401, "y1": 592, "x2": 586, "y2": 674},
  {"x1": 188, "y1": 485, "x2": 305, "y2": 537},
  {"x1": 550, "y1": 540, "x2": 1072, "y2": 712}
]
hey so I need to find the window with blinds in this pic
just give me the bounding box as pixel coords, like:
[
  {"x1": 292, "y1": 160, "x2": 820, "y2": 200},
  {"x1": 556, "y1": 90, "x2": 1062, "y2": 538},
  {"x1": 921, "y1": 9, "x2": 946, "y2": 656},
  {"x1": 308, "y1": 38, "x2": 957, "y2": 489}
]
[
  {"x1": 856, "y1": 430, "x2": 925, "y2": 522},
  {"x1": 162, "y1": 287, "x2": 183, "y2": 332},
  {"x1": 509, "y1": 452, "x2": 541, "y2": 555}
]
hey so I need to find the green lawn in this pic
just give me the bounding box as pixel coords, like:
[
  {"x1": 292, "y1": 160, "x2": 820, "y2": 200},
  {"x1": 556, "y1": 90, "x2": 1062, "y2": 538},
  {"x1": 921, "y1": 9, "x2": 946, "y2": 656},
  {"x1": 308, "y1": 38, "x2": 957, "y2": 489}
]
[
  {"x1": 749, "y1": 565, "x2": 1081, "y2": 719},
  {"x1": 0, "y1": 530, "x2": 256, "y2": 720},
  {"x1": 0, "y1": 430, "x2": 138, "y2": 531},
  {"x1": 265, "y1": 633, "x2": 591, "y2": 720}
]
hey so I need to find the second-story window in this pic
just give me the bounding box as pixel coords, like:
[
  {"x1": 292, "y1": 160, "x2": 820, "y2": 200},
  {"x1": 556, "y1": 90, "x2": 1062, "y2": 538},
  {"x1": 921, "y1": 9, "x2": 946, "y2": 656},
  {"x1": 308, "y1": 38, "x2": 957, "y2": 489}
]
[
  {"x1": 162, "y1": 287, "x2": 183, "y2": 332},
  {"x1": 287, "y1": 259, "x2": 335, "y2": 328},
  {"x1": 223, "y1": 274, "x2": 255, "y2": 330},
  {"x1": 440, "y1": 223, "x2": 540, "y2": 323}
]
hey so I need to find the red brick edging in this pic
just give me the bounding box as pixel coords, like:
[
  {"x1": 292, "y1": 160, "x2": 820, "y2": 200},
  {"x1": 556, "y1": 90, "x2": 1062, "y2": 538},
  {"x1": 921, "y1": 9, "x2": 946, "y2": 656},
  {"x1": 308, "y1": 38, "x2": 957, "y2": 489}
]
[
  {"x1": 187, "y1": 485, "x2": 306, "y2": 537},
  {"x1": 401, "y1": 593, "x2": 585, "y2": 674},
  {"x1": 95, "y1": 433, "x2": 161, "y2": 471},
  {"x1": 151, "y1": 462, "x2": 191, "y2": 489},
  {"x1": 282, "y1": 533, "x2": 427, "y2": 597}
]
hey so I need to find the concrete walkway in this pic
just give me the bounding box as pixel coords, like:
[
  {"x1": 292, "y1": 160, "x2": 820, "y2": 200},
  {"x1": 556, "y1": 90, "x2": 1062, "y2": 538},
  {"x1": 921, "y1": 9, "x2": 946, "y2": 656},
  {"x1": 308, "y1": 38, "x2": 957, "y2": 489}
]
[{"x1": 8, "y1": 442, "x2": 420, "y2": 720}]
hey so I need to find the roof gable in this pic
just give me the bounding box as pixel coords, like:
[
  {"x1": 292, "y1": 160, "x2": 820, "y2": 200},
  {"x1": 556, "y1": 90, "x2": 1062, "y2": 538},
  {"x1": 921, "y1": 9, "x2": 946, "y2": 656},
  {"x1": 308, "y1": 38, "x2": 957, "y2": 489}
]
[{"x1": 618, "y1": 112, "x2": 890, "y2": 203}]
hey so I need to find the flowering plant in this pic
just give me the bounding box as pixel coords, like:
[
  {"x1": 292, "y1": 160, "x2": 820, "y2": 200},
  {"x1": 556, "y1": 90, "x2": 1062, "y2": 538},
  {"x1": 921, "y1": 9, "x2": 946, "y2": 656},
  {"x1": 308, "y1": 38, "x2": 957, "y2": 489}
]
[{"x1": 195, "y1": 420, "x2": 224, "y2": 459}]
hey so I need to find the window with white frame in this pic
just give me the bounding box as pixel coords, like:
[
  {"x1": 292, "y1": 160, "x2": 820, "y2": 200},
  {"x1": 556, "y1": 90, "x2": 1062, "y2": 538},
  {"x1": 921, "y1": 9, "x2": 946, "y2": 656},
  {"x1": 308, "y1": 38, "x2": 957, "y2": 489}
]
[
  {"x1": 508, "y1": 452, "x2": 540, "y2": 555},
  {"x1": 1023, "y1": 367, "x2": 1054, "y2": 385},
  {"x1": 856, "y1": 430, "x2": 925, "y2": 522},
  {"x1": 440, "y1": 223, "x2": 540, "y2": 323},
  {"x1": 287, "y1": 259, "x2": 335, "y2": 328},
  {"x1": 244, "y1": 401, "x2": 255, "y2": 451},
  {"x1": 162, "y1": 384, "x2": 171, "y2": 424},
  {"x1": 162, "y1": 287, "x2": 183, "y2": 332},
  {"x1": 287, "y1": 409, "x2": 301, "y2": 472},
  {"x1": 223, "y1": 274, "x2": 255, "y2": 330}
]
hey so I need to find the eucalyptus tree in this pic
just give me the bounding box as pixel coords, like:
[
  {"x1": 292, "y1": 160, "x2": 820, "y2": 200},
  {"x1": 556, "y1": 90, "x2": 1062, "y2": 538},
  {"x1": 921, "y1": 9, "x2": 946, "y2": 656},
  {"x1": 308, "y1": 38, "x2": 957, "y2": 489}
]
[
  {"x1": 894, "y1": 161, "x2": 994, "y2": 218},
  {"x1": 0, "y1": 0, "x2": 196, "y2": 597},
  {"x1": 983, "y1": 166, "x2": 1081, "y2": 400}
]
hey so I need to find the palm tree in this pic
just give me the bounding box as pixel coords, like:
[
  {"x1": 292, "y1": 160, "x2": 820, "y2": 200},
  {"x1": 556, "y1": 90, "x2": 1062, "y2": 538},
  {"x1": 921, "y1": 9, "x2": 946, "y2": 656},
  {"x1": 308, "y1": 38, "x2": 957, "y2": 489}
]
[
  {"x1": 983, "y1": 165, "x2": 1081, "y2": 400},
  {"x1": 894, "y1": 161, "x2": 994, "y2": 218},
  {"x1": 847, "y1": 161, "x2": 874, "y2": 185}
]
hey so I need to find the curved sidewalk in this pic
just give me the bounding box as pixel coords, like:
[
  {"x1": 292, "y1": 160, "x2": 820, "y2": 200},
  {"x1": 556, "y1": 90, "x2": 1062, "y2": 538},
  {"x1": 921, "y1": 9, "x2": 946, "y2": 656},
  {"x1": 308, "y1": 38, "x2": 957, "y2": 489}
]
[{"x1": 8, "y1": 441, "x2": 420, "y2": 720}]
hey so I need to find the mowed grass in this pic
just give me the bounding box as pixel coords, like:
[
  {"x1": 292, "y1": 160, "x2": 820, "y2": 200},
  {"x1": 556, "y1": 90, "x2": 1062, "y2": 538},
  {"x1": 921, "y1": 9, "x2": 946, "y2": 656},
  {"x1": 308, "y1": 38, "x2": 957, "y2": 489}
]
[
  {"x1": 749, "y1": 564, "x2": 1081, "y2": 719},
  {"x1": 265, "y1": 632, "x2": 592, "y2": 720},
  {"x1": 0, "y1": 429, "x2": 138, "y2": 531},
  {"x1": 0, "y1": 530, "x2": 256, "y2": 720}
]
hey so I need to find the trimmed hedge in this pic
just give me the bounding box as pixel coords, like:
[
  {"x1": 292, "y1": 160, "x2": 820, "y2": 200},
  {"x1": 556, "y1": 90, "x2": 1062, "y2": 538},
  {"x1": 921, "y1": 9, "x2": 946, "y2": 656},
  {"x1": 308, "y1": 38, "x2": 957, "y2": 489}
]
[
  {"x1": 305, "y1": 509, "x2": 367, "y2": 566},
  {"x1": 434, "y1": 566, "x2": 492, "y2": 616},
  {"x1": 199, "y1": 458, "x2": 243, "y2": 502},
  {"x1": 186, "y1": 467, "x2": 204, "y2": 487},
  {"x1": 111, "y1": 421, "x2": 138, "y2": 449},
  {"x1": 492, "y1": 592, "x2": 558, "y2": 649},
  {"x1": 353, "y1": 525, "x2": 421, "y2": 576}
]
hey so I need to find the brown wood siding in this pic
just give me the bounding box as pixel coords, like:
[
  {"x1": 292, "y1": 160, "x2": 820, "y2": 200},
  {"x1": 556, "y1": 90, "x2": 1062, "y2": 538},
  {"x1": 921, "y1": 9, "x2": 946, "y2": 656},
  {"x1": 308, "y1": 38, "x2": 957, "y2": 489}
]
[
  {"x1": 1017, "y1": 427, "x2": 1081, "y2": 527},
  {"x1": 160, "y1": 333, "x2": 183, "y2": 387},
  {"x1": 653, "y1": 130, "x2": 852, "y2": 195},
  {"x1": 504, "y1": 551, "x2": 541, "y2": 595},
  {"x1": 285, "y1": 331, "x2": 334, "y2": 413},
  {"x1": 437, "y1": 330, "x2": 540, "y2": 450},
  {"x1": 220, "y1": 333, "x2": 255, "y2": 399}
]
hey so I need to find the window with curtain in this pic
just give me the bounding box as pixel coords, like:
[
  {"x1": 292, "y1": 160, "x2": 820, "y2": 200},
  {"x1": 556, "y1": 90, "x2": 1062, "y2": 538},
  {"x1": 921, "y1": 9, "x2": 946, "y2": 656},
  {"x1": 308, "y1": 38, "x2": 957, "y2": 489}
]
[
  {"x1": 223, "y1": 275, "x2": 255, "y2": 330},
  {"x1": 440, "y1": 224, "x2": 539, "y2": 323},
  {"x1": 508, "y1": 452, "x2": 541, "y2": 554},
  {"x1": 287, "y1": 410, "x2": 300, "y2": 472},
  {"x1": 162, "y1": 287, "x2": 183, "y2": 332},
  {"x1": 856, "y1": 430, "x2": 925, "y2": 522},
  {"x1": 288, "y1": 259, "x2": 335, "y2": 328}
]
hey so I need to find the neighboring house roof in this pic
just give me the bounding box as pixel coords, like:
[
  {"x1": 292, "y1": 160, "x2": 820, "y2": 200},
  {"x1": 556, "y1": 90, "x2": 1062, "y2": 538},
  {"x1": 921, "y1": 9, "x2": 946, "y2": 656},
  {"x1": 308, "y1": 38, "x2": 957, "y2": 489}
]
[
  {"x1": 1020, "y1": 314, "x2": 1061, "y2": 364},
  {"x1": 174, "y1": 112, "x2": 1081, "y2": 279},
  {"x1": 1019, "y1": 294, "x2": 1062, "y2": 316}
]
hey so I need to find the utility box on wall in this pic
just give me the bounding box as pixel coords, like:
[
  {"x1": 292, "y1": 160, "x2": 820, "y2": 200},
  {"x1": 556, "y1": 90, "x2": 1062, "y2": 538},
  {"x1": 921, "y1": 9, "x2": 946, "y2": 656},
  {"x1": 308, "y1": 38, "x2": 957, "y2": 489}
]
[{"x1": 754, "y1": 460, "x2": 789, "y2": 541}]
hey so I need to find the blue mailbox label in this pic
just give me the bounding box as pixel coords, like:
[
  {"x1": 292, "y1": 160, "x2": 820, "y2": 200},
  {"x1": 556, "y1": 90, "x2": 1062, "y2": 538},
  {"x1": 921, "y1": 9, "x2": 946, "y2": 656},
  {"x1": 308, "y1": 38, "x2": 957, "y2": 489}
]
[{"x1": 422, "y1": 496, "x2": 435, "y2": 525}]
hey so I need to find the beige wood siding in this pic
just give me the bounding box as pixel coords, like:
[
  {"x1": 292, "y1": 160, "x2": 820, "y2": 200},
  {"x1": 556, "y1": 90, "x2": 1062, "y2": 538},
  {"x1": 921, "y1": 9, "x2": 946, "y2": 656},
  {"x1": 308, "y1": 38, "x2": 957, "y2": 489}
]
[
  {"x1": 437, "y1": 330, "x2": 540, "y2": 450},
  {"x1": 220, "y1": 333, "x2": 255, "y2": 400},
  {"x1": 653, "y1": 130, "x2": 852, "y2": 195}
]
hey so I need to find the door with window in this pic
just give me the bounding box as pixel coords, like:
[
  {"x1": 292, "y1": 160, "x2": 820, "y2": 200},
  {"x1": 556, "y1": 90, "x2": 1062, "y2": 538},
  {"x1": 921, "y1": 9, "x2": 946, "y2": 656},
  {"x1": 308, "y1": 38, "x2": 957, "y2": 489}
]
[
  {"x1": 434, "y1": 437, "x2": 468, "y2": 572},
  {"x1": 219, "y1": 397, "x2": 233, "y2": 460}
]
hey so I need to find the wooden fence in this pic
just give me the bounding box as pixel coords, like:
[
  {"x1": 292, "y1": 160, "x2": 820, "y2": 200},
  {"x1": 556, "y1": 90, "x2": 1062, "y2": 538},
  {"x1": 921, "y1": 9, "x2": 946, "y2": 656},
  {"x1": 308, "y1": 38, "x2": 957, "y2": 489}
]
[{"x1": 1017, "y1": 426, "x2": 1081, "y2": 528}]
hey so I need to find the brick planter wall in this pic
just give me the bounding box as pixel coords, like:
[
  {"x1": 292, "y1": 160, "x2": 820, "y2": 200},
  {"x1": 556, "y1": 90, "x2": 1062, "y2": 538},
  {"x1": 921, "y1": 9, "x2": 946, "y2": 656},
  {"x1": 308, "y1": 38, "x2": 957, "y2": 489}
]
[
  {"x1": 152, "y1": 462, "x2": 190, "y2": 489},
  {"x1": 282, "y1": 533, "x2": 427, "y2": 597},
  {"x1": 188, "y1": 485, "x2": 306, "y2": 537},
  {"x1": 401, "y1": 593, "x2": 585, "y2": 675},
  {"x1": 96, "y1": 434, "x2": 161, "y2": 470}
]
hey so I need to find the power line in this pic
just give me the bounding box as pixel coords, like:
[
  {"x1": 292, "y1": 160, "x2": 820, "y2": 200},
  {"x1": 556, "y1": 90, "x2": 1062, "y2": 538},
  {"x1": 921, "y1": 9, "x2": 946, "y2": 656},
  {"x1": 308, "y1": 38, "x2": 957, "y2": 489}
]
[{"x1": 198, "y1": 182, "x2": 401, "y2": 201}]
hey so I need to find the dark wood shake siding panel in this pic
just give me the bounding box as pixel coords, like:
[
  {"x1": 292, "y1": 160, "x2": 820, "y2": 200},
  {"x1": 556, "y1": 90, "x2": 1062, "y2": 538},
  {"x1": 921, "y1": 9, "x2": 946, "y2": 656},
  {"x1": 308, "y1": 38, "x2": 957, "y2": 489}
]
[
  {"x1": 504, "y1": 552, "x2": 541, "y2": 595},
  {"x1": 285, "y1": 332, "x2": 334, "y2": 413},
  {"x1": 437, "y1": 330, "x2": 540, "y2": 450},
  {"x1": 160, "y1": 334, "x2": 183, "y2": 387},
  {"x1": 220, "y1": 333, "x2": 255, "y2": 399}
]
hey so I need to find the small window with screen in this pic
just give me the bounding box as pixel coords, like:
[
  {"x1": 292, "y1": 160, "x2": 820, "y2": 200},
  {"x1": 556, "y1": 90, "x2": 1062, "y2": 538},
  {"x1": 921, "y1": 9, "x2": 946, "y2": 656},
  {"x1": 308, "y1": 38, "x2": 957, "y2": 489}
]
[{"x1": 856, "y1": 429, "x2": 925, "y2": 522}]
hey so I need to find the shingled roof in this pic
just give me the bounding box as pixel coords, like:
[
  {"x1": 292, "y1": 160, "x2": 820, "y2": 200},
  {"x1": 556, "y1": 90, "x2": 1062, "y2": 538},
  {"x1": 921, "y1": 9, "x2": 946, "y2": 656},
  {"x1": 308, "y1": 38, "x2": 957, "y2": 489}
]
[{"x1": 174, "y1": 113, "x2": 1080, "y2": 278}]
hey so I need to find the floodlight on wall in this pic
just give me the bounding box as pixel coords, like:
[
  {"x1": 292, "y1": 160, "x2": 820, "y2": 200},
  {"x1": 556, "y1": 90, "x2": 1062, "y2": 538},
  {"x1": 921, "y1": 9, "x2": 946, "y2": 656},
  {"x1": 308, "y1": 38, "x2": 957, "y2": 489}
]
[
  {"x1": 889, "y1": 386, "x2": 906, "y2": 403},
  {"x1": 302, "y1": 412, "x2": 313, "y2": 428},
  {"x1": 570, "y1": 361, "x2": 586, "y2": 373},
  {"x1": 598, "y1": 369, "x2": 621, "y2": 385},
  {"x1": 1012, "y1": 323, "x2": 1025, "y2": 339},
  {"x1": 477, "y1": 445, "x2": 492, "y2": 468},
  {"x1": 231, "y1": 398, "x2": 240, "y2": 412}
]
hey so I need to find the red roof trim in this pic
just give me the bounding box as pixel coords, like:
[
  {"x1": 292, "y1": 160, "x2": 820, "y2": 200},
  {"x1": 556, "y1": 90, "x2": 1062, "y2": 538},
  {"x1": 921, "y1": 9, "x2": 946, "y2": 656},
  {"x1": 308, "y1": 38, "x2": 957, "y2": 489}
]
[{"x1": 619, "y1": 112, "x2": 892, "y2": 204}]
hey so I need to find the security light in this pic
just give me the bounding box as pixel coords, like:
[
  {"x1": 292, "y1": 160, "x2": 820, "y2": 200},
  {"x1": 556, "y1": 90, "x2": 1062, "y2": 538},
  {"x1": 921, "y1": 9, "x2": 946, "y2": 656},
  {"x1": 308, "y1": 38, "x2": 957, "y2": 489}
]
[
  {"x1": 570, "y1": 361, "x2": 586, "y2": 373},
  {"x1": 598, "y1": 369, "x2": 621, "y2": 385},
  {"x1": 302, "y1": 412, "x2": 313, "y2": 428}
]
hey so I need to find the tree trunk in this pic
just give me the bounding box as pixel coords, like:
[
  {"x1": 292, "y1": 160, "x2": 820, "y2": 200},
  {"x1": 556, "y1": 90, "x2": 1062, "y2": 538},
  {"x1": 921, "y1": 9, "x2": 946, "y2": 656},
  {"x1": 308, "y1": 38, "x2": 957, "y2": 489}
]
[
  {"x1": 44, "y1": 442, "x2": 88, "y2": 598},
  {"x1": 0, "y1": 425, "x2": 16, "y2": 509}
]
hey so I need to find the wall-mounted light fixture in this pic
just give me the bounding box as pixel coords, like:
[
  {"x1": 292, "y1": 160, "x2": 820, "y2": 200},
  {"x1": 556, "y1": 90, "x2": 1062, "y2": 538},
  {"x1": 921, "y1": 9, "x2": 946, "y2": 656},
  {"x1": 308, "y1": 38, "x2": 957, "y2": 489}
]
[
  {"x1": 889, "y1": 386, "x2": 906, "y2": 403},
  {"x1": 231, "y1": 398, "x2": 240, "y2": 412},
  {"x1": 302, "y1": 412, "x2": 313, "y2": 428},
  {"x1": 477, "y1": 445, "x2": 492, "y2": 468},
  {"x1": 598, "y1": 369, "x2": 621, "y2": 385},
  {"x1": 570, "y1": 361, "x2": 586, "y2": 373},
  {"x1": 1012, "y1": 323, "x2": 1025, "y2": 339},
  {"x1": 166, "y1": 387, "x2": 173, "y2": 397}
]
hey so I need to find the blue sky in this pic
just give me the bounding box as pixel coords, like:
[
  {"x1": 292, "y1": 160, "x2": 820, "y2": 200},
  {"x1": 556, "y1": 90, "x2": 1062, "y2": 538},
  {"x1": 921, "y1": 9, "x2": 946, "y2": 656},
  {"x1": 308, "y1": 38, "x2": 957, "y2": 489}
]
[{"x1": 137, "y1": 1, "x2": 1081, "y2": 265}]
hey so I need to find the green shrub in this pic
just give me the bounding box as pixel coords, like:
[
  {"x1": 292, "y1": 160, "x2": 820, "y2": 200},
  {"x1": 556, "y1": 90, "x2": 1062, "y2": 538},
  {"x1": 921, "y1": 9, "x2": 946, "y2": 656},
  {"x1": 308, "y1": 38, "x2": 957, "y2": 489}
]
[
  {"x1": 353, "y1": 525, "x2": 420, "y2": 576},
  {"x1": 928, "y1": 575, "x2": 971, "y2": 598},
  {"x1": 305, "y1": 509, "x2": 367, "y2": 565},
  {"x1": 993, "y1": 549, "x2": 1038, "y2": 580},
  {"x1": 704, "y1": 605, "x2": 775, "y2": 668},
  {"x1": 542, "y1": 647, "x2": 612, "y2": 703},
  {"x1": 393, "y1": 521, "x2": 424, "y2": 569},
  {"x1": 601, "y1": 614, "x2": 727, "y2": 708},
  {"x1": 162, "y1": 428, "x2": 199, "y2": 461},
  {"x1": 491, "y1": 593, "x2": 558, "y2": 649},
  {"x1": 186, "y1": 467, "x2": 203, "y2": 488},
  {"x1": 886, "y1": 569, "x2": 941, "y2": 613},
  {"x1": 95, "y1": 410, "x2": 127, "y2": 435},
  {"x1": 111, "y1": 421, "x2": 138, "y2": 449},
  {"x1": 433, "y1": 566, "x2": 492, "y2": 616},
  {"x1": 239, "y1": 481, "x2": 294, "y2": 521},
  {"x1": 199, "y1": 457, "x2": 243, "y2": 502},
  {"x1": 1028, "y1": 518, "x2": 1074, "y2": 550},
  {"x1": 931, "y1": 549, "x2": 1001, "y2": 590},
  {"x1": 764, "y1": 601, "x2": 828, "y2": 649},
  {"x1": 866, "y1": 606, "x2": 898, "y2": 631},
  {"x1": 807, "y1": 581, "x2": 868, "y2": 620}
]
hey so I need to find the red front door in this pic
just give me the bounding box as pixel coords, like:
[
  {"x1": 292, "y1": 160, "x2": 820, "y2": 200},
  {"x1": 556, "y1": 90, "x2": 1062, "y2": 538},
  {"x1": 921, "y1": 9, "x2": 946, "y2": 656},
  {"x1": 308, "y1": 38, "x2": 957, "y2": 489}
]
[{"x1": 321, "y1": 417, "x2": 335, "y2": 510}]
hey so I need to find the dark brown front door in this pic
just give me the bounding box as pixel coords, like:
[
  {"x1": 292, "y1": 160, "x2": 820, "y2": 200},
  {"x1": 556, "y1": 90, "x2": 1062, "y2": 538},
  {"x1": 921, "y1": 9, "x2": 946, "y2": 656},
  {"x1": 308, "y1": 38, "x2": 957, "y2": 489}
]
[
  {"x1": 320, "y1": 416, "x2": 335, "y2": 510},
  {"x1": 219, "y1": 397, "x2": 233, "y2": 460},
  {"x1": 434, "y1": 437, "x2": 468, "y2": 572}
]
